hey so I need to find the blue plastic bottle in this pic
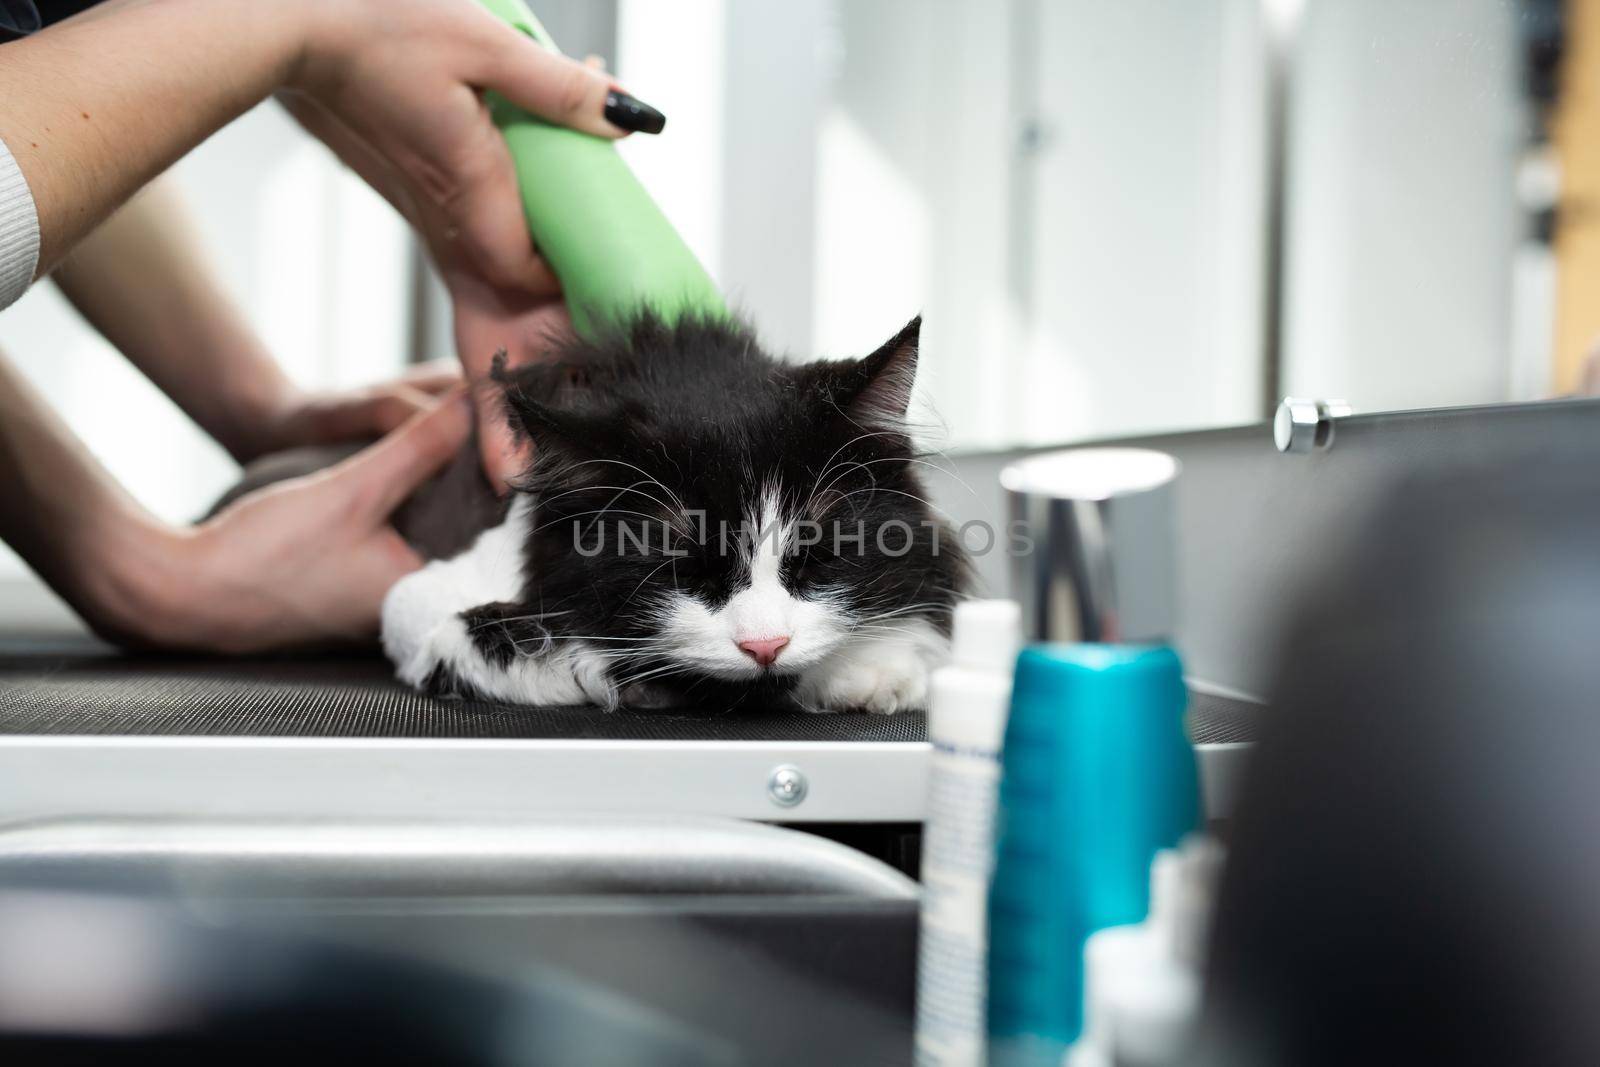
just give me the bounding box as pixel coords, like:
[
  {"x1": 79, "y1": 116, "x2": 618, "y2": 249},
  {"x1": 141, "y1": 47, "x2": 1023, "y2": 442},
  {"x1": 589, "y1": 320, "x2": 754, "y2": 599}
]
[{"x1": 986, "y1": 448, "x2": 1202, "y2": 1066}]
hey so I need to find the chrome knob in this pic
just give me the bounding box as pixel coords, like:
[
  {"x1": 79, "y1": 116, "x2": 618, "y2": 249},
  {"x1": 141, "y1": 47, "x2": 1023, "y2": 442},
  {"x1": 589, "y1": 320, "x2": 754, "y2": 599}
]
[
  {"x1": 766, "y1": 764, "x2": 808, "y2": 808},
  {"x1": 1274, "y1": 398, "x2": 1351, "y2": 454}
]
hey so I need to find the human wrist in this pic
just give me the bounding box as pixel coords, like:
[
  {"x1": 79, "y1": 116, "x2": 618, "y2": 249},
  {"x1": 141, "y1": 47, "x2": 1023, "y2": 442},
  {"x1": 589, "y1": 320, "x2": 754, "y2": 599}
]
[
  {"x1": 281, "y1": 0, "x2": 366, "y2": 96},
  {"x1": 76, "y1": 511, "x2": 199, "y2": 650}
]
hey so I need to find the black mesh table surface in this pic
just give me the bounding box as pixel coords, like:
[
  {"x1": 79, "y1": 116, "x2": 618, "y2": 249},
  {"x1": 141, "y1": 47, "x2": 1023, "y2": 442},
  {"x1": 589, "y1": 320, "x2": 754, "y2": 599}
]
[
  {"x1": 0, "y1": 637, "x2": 1259, "y2": 743},
  {"x1": 0, "y1": 637, "x2": 926, "y2": 742}
]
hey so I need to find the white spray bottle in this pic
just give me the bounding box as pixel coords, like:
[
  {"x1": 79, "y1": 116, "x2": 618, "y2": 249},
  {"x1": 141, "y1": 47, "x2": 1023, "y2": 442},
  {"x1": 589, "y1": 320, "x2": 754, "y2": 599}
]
[{"x1": 915, "y1": 599, "x2": 1023, "y2": 1067}]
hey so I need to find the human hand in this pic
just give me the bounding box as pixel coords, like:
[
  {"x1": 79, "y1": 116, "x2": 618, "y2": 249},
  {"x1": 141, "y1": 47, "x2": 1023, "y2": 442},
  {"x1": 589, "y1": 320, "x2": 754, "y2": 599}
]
[
  {"x1": 280, "y1": 7, "x2": 648, "y2": 489},
  {"x1": 149, "y1": 391, "x2": 472, "y2": 653},
  {"x1": 244, "y1": 361, "x2": 463, "y2": 460},
  {"x1": 447, "y1": 275, "x2": 575, "y2": 492},
  {"x1": 286, "y1": 0, "x2": 661, "y2": 304}
]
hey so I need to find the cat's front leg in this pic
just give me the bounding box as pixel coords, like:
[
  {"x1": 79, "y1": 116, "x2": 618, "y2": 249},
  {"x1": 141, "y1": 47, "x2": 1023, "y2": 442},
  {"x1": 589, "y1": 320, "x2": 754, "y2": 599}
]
[
  {"x1": 387, "y1": 587, "x2": 617, "y2": 707},
  {"x1": 380, "y1": 503, "x2": 618, "y2": 707},
  {"x1": 797, "y1": 617, "x2": 950, "y2": 715}
]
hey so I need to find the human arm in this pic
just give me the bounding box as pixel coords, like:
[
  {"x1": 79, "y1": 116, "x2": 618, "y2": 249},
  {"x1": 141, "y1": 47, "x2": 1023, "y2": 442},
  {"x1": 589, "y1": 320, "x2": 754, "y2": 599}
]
[
  {"x1": 0, "y1": 349, "x2": 471, "y2": 651},
  {"x1": 51, "y1": 175, "x2": 460, "y2": 463},
  {"x1": 0, "y1": 0, "x2": 636, "y2": 288}
]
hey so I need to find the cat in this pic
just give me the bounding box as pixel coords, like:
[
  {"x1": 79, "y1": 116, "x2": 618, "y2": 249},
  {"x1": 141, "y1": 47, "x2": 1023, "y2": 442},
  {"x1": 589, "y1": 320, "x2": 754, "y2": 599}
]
[{"x1": 378, "y1": 311, "x2": 969, "y2": 714}]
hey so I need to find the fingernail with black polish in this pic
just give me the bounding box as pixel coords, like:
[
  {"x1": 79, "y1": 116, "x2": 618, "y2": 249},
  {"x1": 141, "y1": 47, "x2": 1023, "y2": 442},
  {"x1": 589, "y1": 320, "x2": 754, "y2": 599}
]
[{"x1": 604, "y1": 91, "x2": 667, "y2": 135}]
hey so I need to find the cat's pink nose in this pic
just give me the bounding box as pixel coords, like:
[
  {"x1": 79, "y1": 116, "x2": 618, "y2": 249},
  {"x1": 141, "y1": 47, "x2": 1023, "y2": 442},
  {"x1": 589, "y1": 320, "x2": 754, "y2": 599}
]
[{"x1": 737, "y1": 636, "x2": 790, "y2": 667}]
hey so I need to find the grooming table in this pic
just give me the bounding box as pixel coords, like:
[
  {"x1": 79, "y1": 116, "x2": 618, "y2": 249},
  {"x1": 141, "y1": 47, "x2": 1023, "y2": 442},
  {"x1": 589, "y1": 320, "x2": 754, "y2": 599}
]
[{"x1": 0, "y1": 635, "x2": 1256, "y2": 825}]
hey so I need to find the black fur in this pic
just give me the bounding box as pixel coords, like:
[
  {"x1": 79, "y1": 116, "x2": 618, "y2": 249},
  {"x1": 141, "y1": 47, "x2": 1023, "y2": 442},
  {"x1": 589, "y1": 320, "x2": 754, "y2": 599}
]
[{"x1": 468, "y1": 310, "x2": 969, "y2": 708}]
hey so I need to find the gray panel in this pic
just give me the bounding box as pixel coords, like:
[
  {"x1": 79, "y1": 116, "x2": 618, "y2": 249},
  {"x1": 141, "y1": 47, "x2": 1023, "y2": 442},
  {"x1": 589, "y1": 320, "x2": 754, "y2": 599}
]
[
  {"x1": 930, "y1": 398, "x2": 1600, "y2": 697},
  {"x1": 525, "y1": 0, "x2": 617, "y2": 60}
]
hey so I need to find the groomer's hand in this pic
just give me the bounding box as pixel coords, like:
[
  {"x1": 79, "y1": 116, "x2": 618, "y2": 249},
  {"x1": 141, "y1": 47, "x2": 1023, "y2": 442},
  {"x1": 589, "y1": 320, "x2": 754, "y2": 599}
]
[
  {"x1": 170, "y1": 391, "x2": 472, "y2": 652},
  {"x1": 283, "y1": 6, "x2": 663, "y2": 492},
  {"x1": 251, "y1": 361, "x2": 463, "y2": 457},
  {"x1": 450, "y1": 278, "x2": 574, "y2": 491},
  {"x1": 289, "y1": 0, "x2": 656, "y2": 289}
]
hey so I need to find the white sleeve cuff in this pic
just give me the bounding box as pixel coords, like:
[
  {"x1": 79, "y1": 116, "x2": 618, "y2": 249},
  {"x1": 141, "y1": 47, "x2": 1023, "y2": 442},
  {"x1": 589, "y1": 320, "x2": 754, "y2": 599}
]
[{"x1": 0, "y1": 133, "x2": 41, "y2": 312}]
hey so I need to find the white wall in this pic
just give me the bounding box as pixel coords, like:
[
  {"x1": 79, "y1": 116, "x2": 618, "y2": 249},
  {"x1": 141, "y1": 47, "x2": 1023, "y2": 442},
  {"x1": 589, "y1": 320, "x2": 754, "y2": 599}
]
[
  {"x1": 801, "y1": 0, "x2": 1268, "y2": 449},
  {"x1": 1281, "y1": 0, "x2": 1523, "y2": 412},
  {"x1": 1022, "y1": 0, "x2": 1267, "y2": 444},
  {"x1": 510, "y1": 0, "x2": 1531, "y2": 457},
  {"x1": 810, "y1": 0, "x2": 1015, "y2": 451},
  {"x1": 615, "y1": 0, "x2": 726, "y2": 287}
]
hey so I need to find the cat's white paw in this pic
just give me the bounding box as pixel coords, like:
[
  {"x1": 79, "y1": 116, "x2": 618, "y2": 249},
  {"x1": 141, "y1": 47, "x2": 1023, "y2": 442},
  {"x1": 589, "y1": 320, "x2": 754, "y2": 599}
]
[
  {"x1": 396, "y1": 611, "x2": 615, "y2": 707},
  {"x1": 811, "y1": 651, "x2": 930, "y2": 715},
  {"x1": 381, "y1": 509, "x2": 620, "y2": 709}
]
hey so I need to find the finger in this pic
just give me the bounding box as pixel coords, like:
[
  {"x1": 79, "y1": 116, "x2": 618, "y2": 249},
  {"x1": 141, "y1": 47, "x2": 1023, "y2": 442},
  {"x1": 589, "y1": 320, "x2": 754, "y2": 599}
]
[
  {"x1": 480, "y1": 30, "x2": 665, "y2": 137},
  {"x1": 442, "y1": 137, "x2": 565, "y2": 295},
  {"x1": 310, "y1": 387, "x2": 433, "y2": 444},
  {"x1": 583, "y1": 54, "x2": 607, "y2": 73},
  {"x1": 334, "y1": 528, "x2": 426, "y2": 641},
  {"x1": 284, "y1": 90, "x2": 551, "y2": 298},
  {"x1": 330, "y1": 390, "x2": 473, "y2": 520},
  {"x1": 364, "y1": 387, "x2": 435, "y2": 435},
  {"x1": 475, "y1": 387, "x2": 520, "y2": 496},
  {"x1": 490, "y1": 435, "x2": 533, "y2": 493},
  {"x1": 359, "y1": 528, "x2": 427, "y2": 598},
  {"x1": 399, "y1": 360, "x2": 465, "y2": 394},
  {"x1": 523, "y1": 252, "x2": 562, "y2": 298}
]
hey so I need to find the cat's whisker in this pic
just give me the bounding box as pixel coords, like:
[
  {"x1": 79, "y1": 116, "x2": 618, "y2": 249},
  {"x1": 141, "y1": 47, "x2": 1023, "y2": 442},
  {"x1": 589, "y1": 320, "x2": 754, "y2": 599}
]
[
  {"x1": 463, "y1": 607, "x2": 575, "y2": 628},
  {"x1": 618, "y1": 662, "x2": 702, "y2": 687},
  {"x1": 802, "y1": 429, "x2": 906, "y2": 510},
  {"x1": 842, "y1": 455, "x2": 980, "y2": 503},
  {"x1": 575, "y1": 458, "x2": 689, "y2": 516},
  {"x1": 530, "y1": 507, "x2": 677, "y2": 538},
  {"x1": 807, "y1": 460, "x2": 880, "y2": 520},
  {"x1": 579, "y1": 479, "x2": 681, "y2": 540},
  {"x1": 620, "y1": 557, "x2": 679, "y2": 609},
  {"x1": 825, "y1": 486, "x2": 955, "y2": 522},
  {"x1": 804, "y1": 440, "x2": 893, "y2": 509},
  {"x1": 853, "y1": 602, "x2": 955, "y2": 625},
  {"x1": 529, "y1": 634, "x2": 660, "y2": 643},
  {"x1": 537, "y1": 481, "x2": 676, "y2": 515},
  {"x1": 811, "y1": 429, "x2": 905, "y2": 486}
]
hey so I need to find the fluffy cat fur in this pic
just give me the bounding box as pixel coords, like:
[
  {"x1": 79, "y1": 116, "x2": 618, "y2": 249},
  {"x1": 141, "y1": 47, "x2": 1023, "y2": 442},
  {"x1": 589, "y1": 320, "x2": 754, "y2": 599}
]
[{"x1": 380, "y1": 311, "x2": 969, "y2": 714}]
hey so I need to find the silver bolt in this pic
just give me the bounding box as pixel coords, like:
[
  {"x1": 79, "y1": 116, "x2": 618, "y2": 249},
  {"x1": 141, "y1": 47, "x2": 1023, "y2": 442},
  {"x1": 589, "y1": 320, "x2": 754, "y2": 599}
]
[
  {"x1": 1274, "y1": 397, "x2": 1352, "y2": 454},
  {"x1": 767, "y1": 764, "x2": 808, "y2": 808}
]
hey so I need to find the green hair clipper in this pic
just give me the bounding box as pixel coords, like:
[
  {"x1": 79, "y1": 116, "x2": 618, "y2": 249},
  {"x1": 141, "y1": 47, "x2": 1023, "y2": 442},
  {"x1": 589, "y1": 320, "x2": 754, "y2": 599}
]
[{"x1": 475, "y1": 0, "x2": 727, "y2": 339}]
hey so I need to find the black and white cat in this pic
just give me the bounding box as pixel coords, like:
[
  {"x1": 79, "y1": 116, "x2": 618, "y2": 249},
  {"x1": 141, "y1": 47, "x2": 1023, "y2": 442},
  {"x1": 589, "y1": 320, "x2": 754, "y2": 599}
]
[{"x1": 381, "y1": 312, "x2": 969, "y2": 714}]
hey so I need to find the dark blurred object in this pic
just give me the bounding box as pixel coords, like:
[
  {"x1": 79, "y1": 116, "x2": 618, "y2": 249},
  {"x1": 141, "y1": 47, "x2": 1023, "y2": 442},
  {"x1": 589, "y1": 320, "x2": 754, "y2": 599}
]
[
  {"x1": 0, "y1": 890, "x2": 728, "y2": 1066},
  {"x1": 30, "y1": 1, "x2": 95, "y2": 27},
  {"x1": 0, "y1": 819, "x2": 920, "y2": 1065},
  {"x1": 1521, "y1": 0, "x2": 1565, "y2": 112},
  {"x1": 0, "y1": 1, "x2": 38, "y2": 36},
  {"x1": 1197, "y1": 452, "x2": 1600, "y2": 1066},
  {"x1": 0, "y1": 1, "x2": 121, "y2": 42}
]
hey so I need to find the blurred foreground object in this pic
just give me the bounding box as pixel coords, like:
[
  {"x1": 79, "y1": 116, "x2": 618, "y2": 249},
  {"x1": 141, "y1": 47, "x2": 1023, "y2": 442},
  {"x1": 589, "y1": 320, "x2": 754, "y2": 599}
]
[
  {"x1": 0, "y1": 817, "x2": 920, "y2": 1064},
  {"x1": 1198, "y1": 452, "x2": 1600, "y2": 1065},
  {"x1": 0, "y1": 889, "x2": 725, "y2": 1065}
]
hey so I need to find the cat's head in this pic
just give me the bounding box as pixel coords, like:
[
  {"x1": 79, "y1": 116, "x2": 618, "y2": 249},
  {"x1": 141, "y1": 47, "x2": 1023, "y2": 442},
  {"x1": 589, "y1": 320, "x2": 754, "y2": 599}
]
[{"x1": 495, "y1": 312, "x2": 966, "y2": 700}]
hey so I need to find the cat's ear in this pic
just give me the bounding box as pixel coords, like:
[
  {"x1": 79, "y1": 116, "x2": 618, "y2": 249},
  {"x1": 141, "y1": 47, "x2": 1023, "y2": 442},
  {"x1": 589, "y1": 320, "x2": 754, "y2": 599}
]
[
  {"x1": 493, "y1": 350, "x2": 601, "y2": 457},
  {"x1": 828, "y1": 315, "x2": 921, "y2": 424},
  {"x1": 501, "y1": 392, "x2": 589, "y2": 445}
]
